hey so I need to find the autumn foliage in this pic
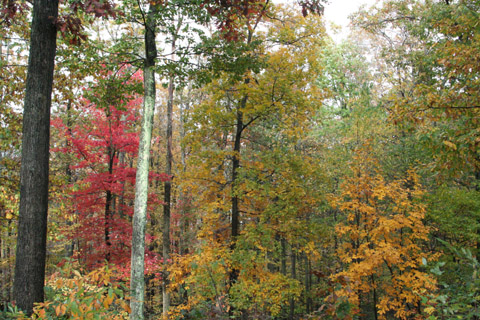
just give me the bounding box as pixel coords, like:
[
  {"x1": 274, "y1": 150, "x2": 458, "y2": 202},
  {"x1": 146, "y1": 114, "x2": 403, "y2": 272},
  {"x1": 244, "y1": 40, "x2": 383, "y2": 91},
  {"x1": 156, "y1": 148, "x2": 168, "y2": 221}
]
[
  {"x1": 329, "y1": 145, "x2": 436, "y2": 319},
  {"x1": 1, "y1": 0, "x2": 480, "y2": 319},
  {"x1": 51, "y1": 69, "x2": 164, "y2": 277}
]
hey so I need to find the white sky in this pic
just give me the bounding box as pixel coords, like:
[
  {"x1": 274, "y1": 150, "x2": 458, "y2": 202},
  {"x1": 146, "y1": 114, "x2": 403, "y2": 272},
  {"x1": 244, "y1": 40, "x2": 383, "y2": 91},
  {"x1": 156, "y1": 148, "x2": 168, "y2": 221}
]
[{"x1": 322, "y1": 0, "x2": 379, "y2": 40}]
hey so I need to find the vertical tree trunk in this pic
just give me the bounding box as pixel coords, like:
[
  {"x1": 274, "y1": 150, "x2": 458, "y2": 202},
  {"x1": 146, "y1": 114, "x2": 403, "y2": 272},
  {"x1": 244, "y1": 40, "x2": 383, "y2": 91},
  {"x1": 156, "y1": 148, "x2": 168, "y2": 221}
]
[
  {"x1": 178, "y1": 89, "x2": 191, "y2": 305},
  {"x1": 64, "y1": 100, "x2": 75, "y2": 257},
  {"x1": 105, "y1": 189, "x2": 113, "y2": 262},
  {"x1": 13, "y1": 0, "x2": 59, "y2": 314},
  {"x1": 228, "y1": 30, "x2": 254, "y2": 300},
  {"x1": 162, "y1": 17, "x2": 183, "y2": 318},
  {"x1": 281, "y1": 237, "x2": 287, "y2": 275},
  {"x1": 105, "y1": 147, "x2": 115, "y2": 262},
  {"x1": 118, "y1": 150, "x2": 126, "y2": 217},
  {"x1": 475, "y1": 166, "x2": 480, "y2": 257},
  {"x1": 178, "y1": 92, "x2": 189, "y2": 258},
  {"x1": 162, "y1": 51, "x2": 175, "y2": 320},
  {"x1": 230, "y1": 107, "x2": 244, "y2": 269},
  {"x1": 371, "y1": 274, "x2": 378, "y2": 320},
  {"x1": 289, "y1": 249, "x2": 296, "y2": 320},
  {"x1": 130, "y1": 5, "x2": 157, "y2": 320},
  {"x1": 304, "y1": 254, "x2": 312, "y2": 314}
]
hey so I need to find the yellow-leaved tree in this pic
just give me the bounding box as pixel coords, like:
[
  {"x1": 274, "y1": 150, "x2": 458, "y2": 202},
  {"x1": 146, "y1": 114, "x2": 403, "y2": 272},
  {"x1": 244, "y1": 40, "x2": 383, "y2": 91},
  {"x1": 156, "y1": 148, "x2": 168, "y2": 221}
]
[
  {"x1": 329, "y1": 144, "x2": 436, "y2": 320},
  {"x1": 168, "y1": 4, "x2": 326, "y2": 319}
]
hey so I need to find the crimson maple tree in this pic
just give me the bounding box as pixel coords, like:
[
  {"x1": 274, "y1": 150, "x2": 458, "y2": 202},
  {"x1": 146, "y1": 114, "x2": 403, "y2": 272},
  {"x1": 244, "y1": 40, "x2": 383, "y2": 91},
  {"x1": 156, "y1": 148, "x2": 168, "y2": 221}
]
[{"x1": 52, "y1": 69, "x2": 165, "y2": 278}]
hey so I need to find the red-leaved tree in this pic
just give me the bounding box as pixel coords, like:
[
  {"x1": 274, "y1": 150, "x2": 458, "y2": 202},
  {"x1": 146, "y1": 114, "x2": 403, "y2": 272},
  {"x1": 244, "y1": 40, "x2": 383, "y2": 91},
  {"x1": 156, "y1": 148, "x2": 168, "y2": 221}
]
[{"x1": 52, "y1": 69, "x2": 166, "y2": 278}]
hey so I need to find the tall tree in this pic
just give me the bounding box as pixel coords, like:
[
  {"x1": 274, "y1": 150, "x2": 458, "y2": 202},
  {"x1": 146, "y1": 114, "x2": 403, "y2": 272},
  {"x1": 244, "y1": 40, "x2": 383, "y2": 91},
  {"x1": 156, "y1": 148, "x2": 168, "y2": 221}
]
[
  {"x1": 130, "y1": 3, "x2": 158, "y2": 319},
  {"x1": 13, "y1": 0, "x2": 59, "y2": 313},
  {"x1": 170, "y1": 6, "x2": 326, "y2": 318},
  {"x1": 10, "y1": 0, "x2": 117, "y2": 312},
  {"x1": 162, "y1": 16, "x2": 183, "y2": 317}
]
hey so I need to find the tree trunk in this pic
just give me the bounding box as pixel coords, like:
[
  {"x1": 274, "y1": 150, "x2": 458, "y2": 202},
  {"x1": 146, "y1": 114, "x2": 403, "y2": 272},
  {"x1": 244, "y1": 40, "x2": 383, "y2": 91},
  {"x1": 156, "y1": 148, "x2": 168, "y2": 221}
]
[
  {"x1": 229, "y1": 107, "x2": 244, "y2": 279},
  {"x1": 162, "y1": 17, "x2": 183, "y2": 318},
  {"x1": 65, "y1": 100, "x2": 75, "y2": 257},
  {"x1": 162, "y1": 50, "x2": 175, "y2": 320},
  {"x1": 304, "y1": 254, "x2": 312, "y2": 314},
  {"x1": 475, "y1": 166, "x2": 480, "y2": 257},
  {"x1": 130, "y1": 5, "x2": 157, "y2": 320},
  {"x1": 13, "y1": 0, "x2": 59, "y2": 314},
  {"x1": 228, "y1": 30, "x2": 254, "y2": 300},
  {"x1": 281, "y1": 237, "x2": 287, "y2": 275},
  {"x1": 178, "y1": 88, "x2": 191, "y2": 306},
  {"x1": 371, "y1": 274, "x2": 378, "y2": 320},
  {"x1": 105, "y1": 146, "x2": 115, "y2": 262},
  {"x1": 105, "y1": 189, "x2": 113, "y2": 262},
  {"x1": 289, "y1": 249, "x2": 296, "y2": 320}
]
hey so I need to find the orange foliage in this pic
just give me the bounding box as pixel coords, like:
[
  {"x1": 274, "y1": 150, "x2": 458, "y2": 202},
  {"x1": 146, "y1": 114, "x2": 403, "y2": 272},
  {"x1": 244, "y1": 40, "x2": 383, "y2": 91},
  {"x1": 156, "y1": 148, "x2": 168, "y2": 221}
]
[{"x1": 329, "y1": 145, "x2": 437, "y2": 319}]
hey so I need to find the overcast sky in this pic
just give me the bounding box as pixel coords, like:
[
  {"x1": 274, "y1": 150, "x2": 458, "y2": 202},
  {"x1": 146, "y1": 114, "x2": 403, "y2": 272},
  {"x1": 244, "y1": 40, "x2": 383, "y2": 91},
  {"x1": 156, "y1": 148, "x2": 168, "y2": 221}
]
[{"x1": 322, "y1": 0, "x2": 379, "y2": 39}]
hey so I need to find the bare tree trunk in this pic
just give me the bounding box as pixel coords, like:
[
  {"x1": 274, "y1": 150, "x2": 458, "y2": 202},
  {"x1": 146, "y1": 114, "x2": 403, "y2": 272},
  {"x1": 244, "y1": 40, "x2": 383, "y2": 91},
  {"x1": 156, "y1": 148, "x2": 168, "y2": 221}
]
[
  {"x1": 162, "y1": 52, "x2": 174, "y2": 320},
  {"x1": 162, "y1": 17, "x2": 183, "y2": 318},
  {"x1": 281, "y1": 237, "x2": 287, "y2": 275},
  {"x1": 289, "y1": 248, "x2": 296, "y2": 320},
  {"x1": 371, "y1": 274, "x2": 378, "y2": 320},
  {"x1": 14, "y1": 0, "x2": 59, "y2": 314},
  {"x1": 65, "y1": 101, "x2": 75, "y2": 257},
  {"x1": 304, "y1": 254, "x2": 312, "y2": 314},
  {"x1": 130, "y1": 5, "x2": 157, "y2": 319},
  {"x1": 475, "y1": 166, "x2": 480, "y2": 257}
]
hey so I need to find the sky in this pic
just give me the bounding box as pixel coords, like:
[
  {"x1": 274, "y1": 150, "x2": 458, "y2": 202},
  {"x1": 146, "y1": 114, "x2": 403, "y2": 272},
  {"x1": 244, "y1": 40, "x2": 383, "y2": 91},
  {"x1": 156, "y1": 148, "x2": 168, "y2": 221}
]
[{"x1": 322, "y1": 0, "x2": 379, "y2": 39}]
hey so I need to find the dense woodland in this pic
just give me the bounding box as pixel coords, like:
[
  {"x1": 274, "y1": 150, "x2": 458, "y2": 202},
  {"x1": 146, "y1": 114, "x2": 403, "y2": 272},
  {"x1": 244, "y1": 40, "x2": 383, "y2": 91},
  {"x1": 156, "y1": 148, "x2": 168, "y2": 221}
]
[{"x1": 0, "y1": 0, "x2": 479, "y2": 319}]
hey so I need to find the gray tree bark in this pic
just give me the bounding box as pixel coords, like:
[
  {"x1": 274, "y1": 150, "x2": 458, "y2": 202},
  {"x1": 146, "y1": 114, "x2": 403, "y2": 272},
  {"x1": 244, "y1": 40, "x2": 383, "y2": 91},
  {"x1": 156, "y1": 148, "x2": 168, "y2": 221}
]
[
  {"x1": 162, "y1": 54, "x2": 174, "y2": 320},
  {"x1": 130, "y1": 5, "x2": 157, "y2": 319},
  {"x1": 13, "y1": 0, "x2": 59, "y2": 314}
]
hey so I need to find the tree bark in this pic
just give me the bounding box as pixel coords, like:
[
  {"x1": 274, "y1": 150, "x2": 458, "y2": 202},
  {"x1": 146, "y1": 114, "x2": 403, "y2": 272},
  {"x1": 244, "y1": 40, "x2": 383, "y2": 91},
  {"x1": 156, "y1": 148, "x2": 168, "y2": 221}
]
[
  {"x1": 281, "y1": 237, "x2": 287, "y2": 275},
  {"x1": 105, "y1": 147, "x2": 115, "y2": 262},
  {"x1": 130, "y1": 5, "x2": 157, "y2": 320},
  {"x1": 371, "y1": 274, "x2": 378, "y2": 320},
  {"x1": 475, "y1": 166, "x2": 480, "y2": 258},
  {"x1": 162, "y1": 17, "x2": 183, "y2": 318},
  {"x1": 162, "y1": 46, "x2": 175, "y2": 320},
  {"x1": 304, "y1": 254, "x2": 312, "y2": 314},
  {"x1": 289, "y1": 249, "x2": 296, "y2": 320},
  {"x1": 13, "y1": 0, "x2": 59, "y2": 314}
]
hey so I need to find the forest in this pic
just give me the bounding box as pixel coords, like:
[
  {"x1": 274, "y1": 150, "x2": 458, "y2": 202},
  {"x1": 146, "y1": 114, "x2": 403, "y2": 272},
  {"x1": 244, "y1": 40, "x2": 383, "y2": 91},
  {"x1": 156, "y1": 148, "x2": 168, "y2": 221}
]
[{"x1": 0, "y1": 0, "x2": 479, "y2": 319}]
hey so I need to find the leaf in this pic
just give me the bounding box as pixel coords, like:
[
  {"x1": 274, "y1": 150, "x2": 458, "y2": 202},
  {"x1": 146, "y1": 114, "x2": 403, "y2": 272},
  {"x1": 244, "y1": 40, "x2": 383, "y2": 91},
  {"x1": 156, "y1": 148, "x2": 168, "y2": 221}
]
[
  {"x1": 54, "y1": 304, "x2": 60, "y2": 316},
  {"x1": 443, "y1": 140, "x2": 457, "y2": 150}
]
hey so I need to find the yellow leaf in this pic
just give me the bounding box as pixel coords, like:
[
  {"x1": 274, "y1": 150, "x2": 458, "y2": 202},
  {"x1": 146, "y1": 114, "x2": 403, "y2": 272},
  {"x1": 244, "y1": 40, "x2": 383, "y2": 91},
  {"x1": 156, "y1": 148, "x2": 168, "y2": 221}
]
[
  {"x1": 443, "y1": 140, "x2": 457, "y2": 150},
  {"x1": 425, "y1": 306, "x2": 435, "y2": 315},
  {"x1": 122, "y1": 301, "x2": 131, "y2": 313}
]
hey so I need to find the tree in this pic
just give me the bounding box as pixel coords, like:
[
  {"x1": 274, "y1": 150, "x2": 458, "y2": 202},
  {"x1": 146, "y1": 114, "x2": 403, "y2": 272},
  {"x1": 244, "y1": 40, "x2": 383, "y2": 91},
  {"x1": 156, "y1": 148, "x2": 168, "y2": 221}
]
[
  {"x1": 10, "y1": 0, "x2": 117, "y2": 312},
  {"x1": 329, "y1": 145, "x2": 436, "y2": 319},
  {"x1": 170, "y1": 5, "x2": 326, "y2": 318},
  {"x1": 13, "y1": 0, "x2": 59, "y2": 313},
  {"x1": 51, "y1": 70, "x2": 165, "y2": 275},
  {"x1": 129, "y1": 3, "x2": 159, "y2": 319}
]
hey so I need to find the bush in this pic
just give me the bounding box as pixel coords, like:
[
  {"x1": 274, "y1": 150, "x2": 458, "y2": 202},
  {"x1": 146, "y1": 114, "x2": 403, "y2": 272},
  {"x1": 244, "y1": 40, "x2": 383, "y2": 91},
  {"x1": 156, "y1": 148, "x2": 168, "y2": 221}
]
[{"x1": 0, "y1": 260, "x2": 130, "y2": 320}]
